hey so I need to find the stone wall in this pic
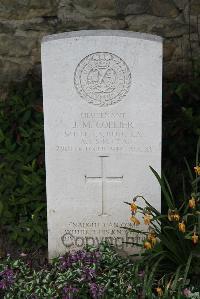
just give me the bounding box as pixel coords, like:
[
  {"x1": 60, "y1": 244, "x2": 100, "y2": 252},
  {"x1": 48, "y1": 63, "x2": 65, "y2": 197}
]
[{"x1": 0, "y1": 0, "x2": 200, "y2": 91}]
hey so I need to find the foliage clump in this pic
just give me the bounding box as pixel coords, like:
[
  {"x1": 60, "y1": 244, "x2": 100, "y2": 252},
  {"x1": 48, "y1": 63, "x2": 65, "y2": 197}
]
[
  {"x1": 125, "y1": 139, "x2": 200, "y2": 298},
  {"x1": 0, "y1": 243, "x2": 146, "y2": 299},
  {"x1": 0, "y1": 81, "x2": 46, "y2": 248},
  {"x1": 0, "y1": 242, "x2": 199, "y2": 298},
  {"x1": 163, "y1": 64, "x2": 200, "y2": 198}
]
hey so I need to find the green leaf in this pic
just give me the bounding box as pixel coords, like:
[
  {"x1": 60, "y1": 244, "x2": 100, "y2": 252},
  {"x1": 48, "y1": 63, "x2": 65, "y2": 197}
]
[
  {"x1": 163, "y1": 173, "x2": 175, "y2": 204},
  {"x1": 182, "y1": 253, "x2": 193, "y2": 288},
  {"x1": 171, "y1": 265, "x2": 183, "y2": 291},
  {"x1": 19, "y1": 127, "x2": 29, "y2": 137},
  {"x1": 34, "y1": 225, "x2": 43, "y2": 235},
  {"x1": 22, "y1": 110, "x2": 31, "y2": 123},
  {"x1": 0, "y1": 129, "x2": 5, "y2": 142},
  {"x1": 0, "y1": 201, "x2": 3, "y2": 215},
  {"x1": 150, "y1": 166, "x2": 175, "y2": 210},
  {"x1": 184, "y1": 157, "x2": 194, "y2": 182},
  {"x1": 196, "y1": 136, "x2": 200, "y2": 166},
  {"x1": 146, "y1": 256, "x2": 163, "y2": 294},
  {"x1": 192, "y1": 176, "x2": 200, "y2": 185}
]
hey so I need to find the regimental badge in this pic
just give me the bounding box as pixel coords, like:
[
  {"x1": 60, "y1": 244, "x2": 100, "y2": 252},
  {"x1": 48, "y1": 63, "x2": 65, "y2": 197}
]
[{"x1": 74, "y1": 52, "x2": 132, "y2": 107}]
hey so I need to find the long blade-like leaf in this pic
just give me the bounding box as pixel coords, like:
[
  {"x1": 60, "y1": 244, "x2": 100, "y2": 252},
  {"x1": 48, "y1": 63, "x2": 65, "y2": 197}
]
[
  {"x1": 171, "y1": 265, "x2": 183, "y2": 291},
  {"x1": 182, "y1": 253, "x2": 193, "y2": 288},
  {"x1": 196, "y1": 136, "x2": 200, "y2": 166},
  {"x1": 150, "y1": 166, "x2": 175, "y2": 209}
]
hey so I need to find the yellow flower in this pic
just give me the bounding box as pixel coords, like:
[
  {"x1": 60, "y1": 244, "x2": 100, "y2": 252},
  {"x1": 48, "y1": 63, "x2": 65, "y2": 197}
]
[
  {"x1": 168, "y1": 210, "x2": 180, "y2": 222},
  {"x1": 147, "y1": 232, "x2": 157, "y2": 246},
  {"x1": 130, "y1": 202, "x2": 137, "y2": 213},
  {"x1": 192, "y1": 232, "x2": 199, "y2": 244},
  {"x1": 168, "y1": 210, "x2": 180, "y2": 221},
  {"x1": 189, "y1": 197, "x2": 196, "y2": 209},
  {"x1": 147, "y1": 232, "x2": 154, "y2": 239},
  {"x1": 143, "y1": 213, "x2": 153, "y2": 225},
  {"x1": 173, "y1": 213, "x2": 180, "y2": 222},
  {"x1": 130, "y1": 216, "x2": 140, "y2": 226},
  {"x1": 155, "y1": 287, "x2": 163, "y2": 297},
  {"x1": 144, "y1": 241, "x2": 152, "y2": 250},
  {"x1": 178, "y1": 221, "x2": 186, "y2": 233},
  {"x1": 194, "y1": 165, "x2": 200, "y2": 175},
  {"x1": 151, "y1": 236, "x2": 157, "y2": 246}
]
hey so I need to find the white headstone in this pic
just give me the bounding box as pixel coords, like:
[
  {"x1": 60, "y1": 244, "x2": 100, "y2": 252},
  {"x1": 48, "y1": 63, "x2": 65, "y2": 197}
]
[{"x1": 41, "y1": 30, "x2": 163, "y2": 259}]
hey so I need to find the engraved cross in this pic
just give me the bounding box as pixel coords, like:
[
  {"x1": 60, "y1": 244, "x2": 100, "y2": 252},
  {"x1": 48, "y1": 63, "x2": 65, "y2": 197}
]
[{"x1": 85, "y1": 156, "x2": 123, "y2": 216}]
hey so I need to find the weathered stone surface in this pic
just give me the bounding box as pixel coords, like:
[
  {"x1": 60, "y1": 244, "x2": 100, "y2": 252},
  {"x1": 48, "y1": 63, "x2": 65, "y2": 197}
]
[
  {"x1": 163, "y1": 39, "x2": 176, "y2": 61},
  {"x1": 0, "y1": 58, "x2": 32, "y2": 84},
  {"x1": 0, "y1": 20, "x2": 15, "y2": 34},
  {"x1": 183, "y1": 2, "x2": 200, "y2": 28},
  {"x1": 191, "y1": 0, "x2": 200, "y2": 15},
  {"x1": 115, "y1": 0, "x2": 151, "y2": 15},
  {"x1": 151, "y1": 0, "x2": 179, "y2": 17},
  {"x1": 163, "y1": 35, "x2": 195, "y2": 64},
  {"x1": 151, "y1": 0, "x2": 179, "y2": 18},
  {"x1": 58, "y1": 17, "x2": 126, "y2": 31},
  {"x1": 93, "y1": 0, "x2": 116, "y2": 11},
  {"x1": 59, "y1": 0, "x2": 117, "y2": 19},
  {"x1": 0, "y1": 0, "x2": 200, "y2": 91},
  {"x1": 0, "y1": 0, "x2": 57, "y2": 19},
  {"x1": 117, "y1": 0, "x2": 150, "y2": 15},
  {"x1": 57, "y1": 0, "x2": 123, "y2": 30},
  {"x1": 173, "y1": 0, "x2": 188, "y2": 10},
  {"x1": 0, "y1": 34, "x2": 36, "y2": 56},
  {"x1": 89, "y1": 18, "x2": 126, "y2": 30},
  {"x1": 182, "y1": 33, "x2": 200, "y2": 61},
  {"x1": 126, "y1": 15, "x2": 189, "y2": 37}
]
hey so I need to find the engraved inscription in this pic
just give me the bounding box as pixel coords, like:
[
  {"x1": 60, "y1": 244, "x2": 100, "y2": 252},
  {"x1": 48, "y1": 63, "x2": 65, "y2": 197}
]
[
  {"x1": 85, "y1": 156, "x2": 123, "y2": 216},
  {"x1": 55, "y1": 111, "x2": 157, "y2": 154},
  {"x1": 61, "y1": 221, "x2": 145, "y2": 249},
  {"x1": 74, "y1": 52, "x2": 131, "y2": 107}
]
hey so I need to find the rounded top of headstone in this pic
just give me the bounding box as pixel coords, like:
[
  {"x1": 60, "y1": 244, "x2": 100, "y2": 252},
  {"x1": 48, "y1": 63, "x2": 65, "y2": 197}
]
[{"x1": 42, "y1": 30, "x2": 163, "y2": 44}]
